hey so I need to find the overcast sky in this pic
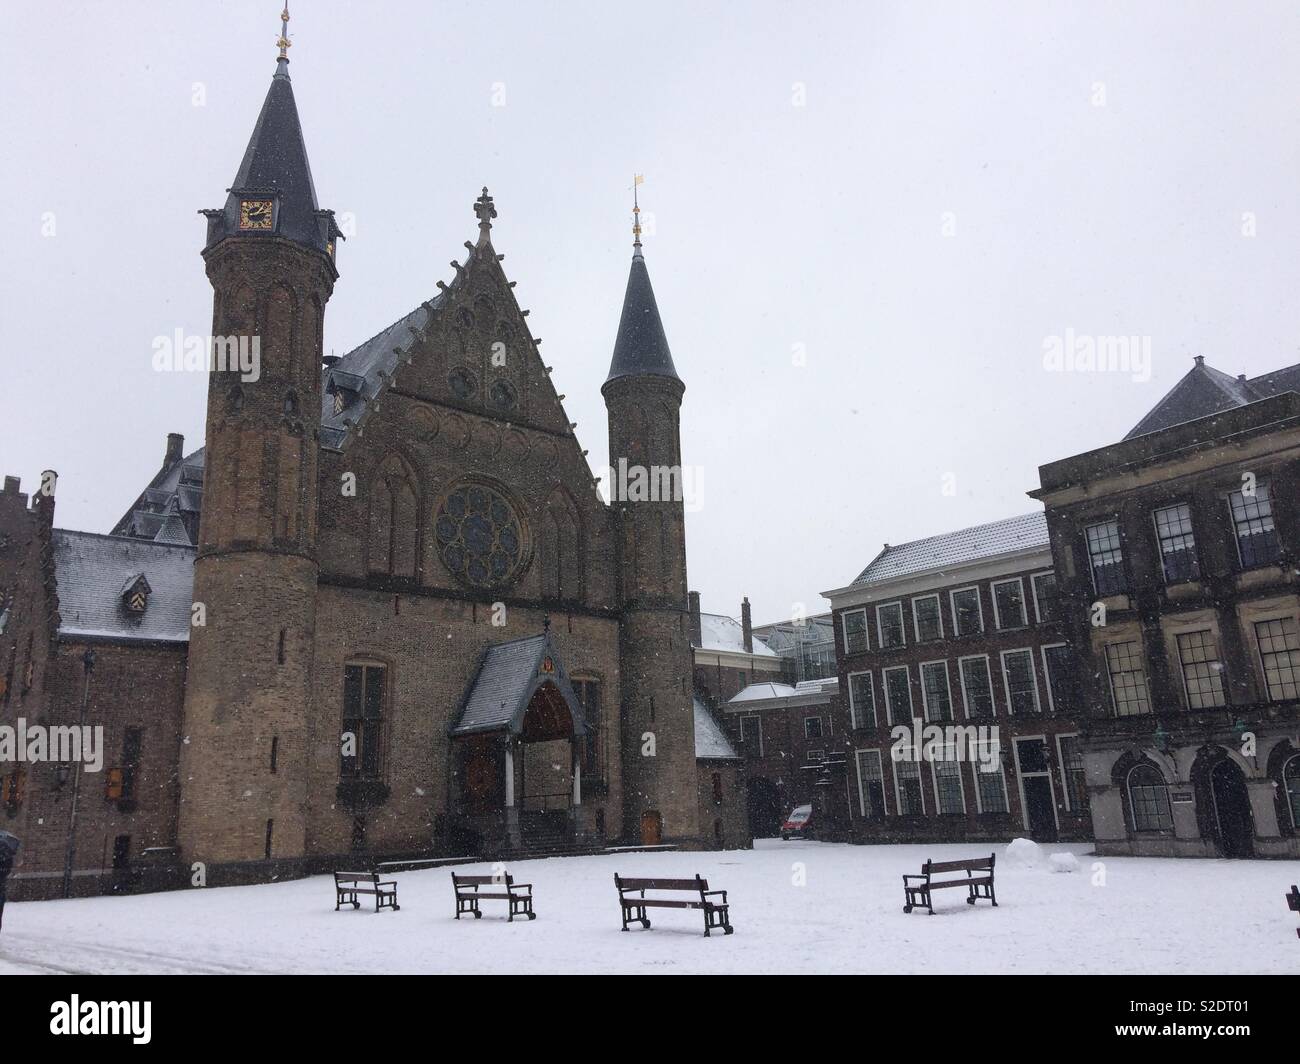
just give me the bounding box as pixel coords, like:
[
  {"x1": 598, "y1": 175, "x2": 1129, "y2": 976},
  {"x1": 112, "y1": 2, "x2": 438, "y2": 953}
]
[{"x1": 4, "y1": 1, "x2": 1300, "y2": 626}]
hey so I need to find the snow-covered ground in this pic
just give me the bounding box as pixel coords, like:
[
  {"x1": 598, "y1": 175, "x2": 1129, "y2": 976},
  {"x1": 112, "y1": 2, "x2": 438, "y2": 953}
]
[{"x1": 1, "y1": 839, "x2": 1296, "y2": 974}]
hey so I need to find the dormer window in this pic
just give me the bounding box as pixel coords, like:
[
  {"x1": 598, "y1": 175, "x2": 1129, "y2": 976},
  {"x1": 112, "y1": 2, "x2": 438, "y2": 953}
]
[
  {"x1": 333, "y1": 390, "x2": 346, "y2": 415},
  {"x1": 121, "y1": 574, "x2": 151, "y2": 615}
]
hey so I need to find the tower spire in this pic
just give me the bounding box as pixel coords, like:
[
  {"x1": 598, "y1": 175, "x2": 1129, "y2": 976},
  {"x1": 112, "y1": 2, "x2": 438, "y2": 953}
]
[{"x1": 277, "y1": 3, "x2": 292, "y2": 61}]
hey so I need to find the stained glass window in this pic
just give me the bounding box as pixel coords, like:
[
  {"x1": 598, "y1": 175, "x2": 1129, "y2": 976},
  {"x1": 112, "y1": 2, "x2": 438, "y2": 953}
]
[{"x1": 435, "y1": 484, "x2": 523, "y2": 588}]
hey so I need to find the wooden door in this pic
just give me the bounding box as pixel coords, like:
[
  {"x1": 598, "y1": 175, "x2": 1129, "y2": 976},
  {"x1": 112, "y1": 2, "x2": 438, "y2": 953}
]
[{"x1": 640, "y1": 810, "x2": 662, "y2": 846}]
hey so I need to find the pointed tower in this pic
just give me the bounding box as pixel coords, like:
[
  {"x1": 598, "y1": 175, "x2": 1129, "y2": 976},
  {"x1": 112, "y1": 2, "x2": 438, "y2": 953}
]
[
  {"x1": 178, "y1": 15, "x2": 342, "y2": 877},
  {"x1": 604, "y1": 188, "x2": 700, "y2": 848}
]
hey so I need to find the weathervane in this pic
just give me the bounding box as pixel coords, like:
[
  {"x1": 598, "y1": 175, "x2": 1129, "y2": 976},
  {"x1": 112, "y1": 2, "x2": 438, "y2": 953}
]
[
  {"x1": 277, "y1": 3, "x2": 292, "y2": 60},
  {"x1": 632, "y1": 174, "x2": 644, "y2": 250}
]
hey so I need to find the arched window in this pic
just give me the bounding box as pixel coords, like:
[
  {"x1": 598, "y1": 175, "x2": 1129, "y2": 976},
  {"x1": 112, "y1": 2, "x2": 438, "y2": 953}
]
[
  {"x1": 368, "y1": 456, "x2": 419, "y2": 579},
  {"x1": 342, "y1": 660, "x2": 387, "y2": 780},
  {"x1": 1127, "y1": 764, "x2": 1173, "y2": 832},
  {"x1": 1284, "y1": 754, "x2": 1300, "y2": 830},
  {"x1": 544, "y1": 489, "x2": 583, "y2": 601}
]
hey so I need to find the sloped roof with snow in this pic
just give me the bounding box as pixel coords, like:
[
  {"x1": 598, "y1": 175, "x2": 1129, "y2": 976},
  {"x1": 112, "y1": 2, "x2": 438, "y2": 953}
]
[
  {"x1": 51, "y1": 530, "x2": 194, "y2": 643},
  {"x1": 696, "y1": 612, "x2": 776, "y2": 656},
  {"x1": 694, "y1": 697, "x2": 739, "y2": 760},
  {"x1": 852, "y1": 511, "x2": 1048, "y2": 587},
  {"x1": 729, "y1": 682, "x2": 798, "y2": 703},
  {"x1": 450, "y1": 632, "x2": 586, "y2": 738}
]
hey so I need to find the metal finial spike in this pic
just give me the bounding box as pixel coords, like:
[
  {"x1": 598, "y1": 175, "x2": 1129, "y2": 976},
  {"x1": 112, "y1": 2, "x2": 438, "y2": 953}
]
[
  {"x1": 277, "y1": 2, "x2": 292, "y2": 60},
  {"x1": 632, "y1": 173, "x2": 645, "y2": 253}
]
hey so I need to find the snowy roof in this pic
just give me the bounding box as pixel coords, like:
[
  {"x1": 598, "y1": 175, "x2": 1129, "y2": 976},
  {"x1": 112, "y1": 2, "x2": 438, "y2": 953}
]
[
  {"x1": 852, "y1": 511, "x2": 1048, "y2": 587},
  {"x1": 794, "y1": 676, "x2": 838, "y2": 695},
  {"x1": 450, "y1": 632, "x2": 586, "y2": 738},
  {"x1": 729, "y1": 682, "x2": 797, "y2": 703},
  {"x1": 694, "y1": 697, "x2": 739, "y2": 760},
  {"x1": 51, "y1": 530, "x2": 194, "y2": 643},
  {"x1": 696, "y1": 612, "x2": 776, "y2": 656},
  {"x1": 1125, "y1": 356, "x2": 1300, "y2": 440}
]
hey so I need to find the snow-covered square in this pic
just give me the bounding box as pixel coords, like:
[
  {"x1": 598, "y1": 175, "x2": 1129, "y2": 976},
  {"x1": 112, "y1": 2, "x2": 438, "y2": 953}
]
[{"x1": 2, "y1": 840, "x2": 1296, "y2": 975}]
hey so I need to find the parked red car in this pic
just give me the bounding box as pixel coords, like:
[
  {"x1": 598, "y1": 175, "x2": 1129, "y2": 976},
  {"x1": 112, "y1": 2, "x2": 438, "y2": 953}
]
[{"x1": 781, "y1": 804, "x2": 813, "y2": 840}]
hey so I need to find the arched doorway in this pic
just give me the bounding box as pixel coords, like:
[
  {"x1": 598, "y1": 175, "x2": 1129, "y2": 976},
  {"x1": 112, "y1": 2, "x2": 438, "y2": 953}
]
[
  {"x1": 746, "y1": 777, "x2": 782, "y2": 838},
  {"x1": 1209, "y1": 758, "x2": 1254, "y2": 858}
]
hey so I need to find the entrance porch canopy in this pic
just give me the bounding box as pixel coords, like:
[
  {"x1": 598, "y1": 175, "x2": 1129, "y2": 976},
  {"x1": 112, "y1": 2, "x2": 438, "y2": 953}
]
[{"x1": 450, "y1": 632, "x2": 588, "y2": 741}]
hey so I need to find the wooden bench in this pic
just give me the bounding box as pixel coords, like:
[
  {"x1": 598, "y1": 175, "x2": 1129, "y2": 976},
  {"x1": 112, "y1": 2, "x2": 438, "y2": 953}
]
[
  {"x1": 1286, "y1": 884, "x2": 1299, "y2": 939},
  {"x1": 615, "y1": 873, "x2": 733, "y2": 937},
  {"x1": 451, "y1": 871, "x2": 536, "y2": 922},
  {"x1": 334, "y1": 871, "x2": 399, "y2": 913},
  {"x1": 903, "y1": 854, "x2": 996, "y2": 915}
]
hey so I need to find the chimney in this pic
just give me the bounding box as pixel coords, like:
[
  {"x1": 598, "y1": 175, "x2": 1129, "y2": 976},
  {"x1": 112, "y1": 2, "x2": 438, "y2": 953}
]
[
  {"x1": 165, "y1": 432, "x2": 185, "y2": 466},
  {"x1": 741, "y1": 596, "x2": 754, "y2": 654},
  {"x1": 2, "y1": 476, "x2": 19, "y2": 496},
  {"x1": 688, "y1": 590, "x2": 703, "y2": 648}
]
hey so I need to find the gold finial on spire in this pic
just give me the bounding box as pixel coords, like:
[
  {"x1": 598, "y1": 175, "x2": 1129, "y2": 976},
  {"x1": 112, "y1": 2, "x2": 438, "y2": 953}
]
[
  {"x1": 277, "y1": 3, "x2": 292, "y2": 60},
  {"x1": 632, "y1": 174, "x2": 645, "y2": 250}
]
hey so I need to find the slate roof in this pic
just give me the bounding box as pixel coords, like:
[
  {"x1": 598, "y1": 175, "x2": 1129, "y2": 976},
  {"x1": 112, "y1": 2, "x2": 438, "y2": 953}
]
[
  {"x1": 696, "y1": 612, "x2": 776, "y2": 657},
  {"x1": 1125, "y1": 356, "x2": 1300, "y2": 440},
  {"x1": 202, "y1": 58, "x2": 338, "y2": 257},
  {"x1": 605, "y1": 249, "x2": 680, "y2": 385},
  {"x1": 694, "y1": 697, "x2": 740, "y2": 760},
  {"x1": 450, "y1": 632, "x2": 586, "y2": 738},
  {"x1": 51, "y1": 530, "x2": 194, "y2": 643},
  {"x1": 113, "y1": 448, "x2": 204, "y2": 544},
  {"x1": 852, "y1": 511, "x2": 1049, "y2": 587}
]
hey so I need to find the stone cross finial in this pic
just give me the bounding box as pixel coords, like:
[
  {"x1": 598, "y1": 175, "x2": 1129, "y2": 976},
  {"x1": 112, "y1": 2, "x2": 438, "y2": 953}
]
[{"x1": 474, "y1": 187, "x2": 497, "y2": 243}]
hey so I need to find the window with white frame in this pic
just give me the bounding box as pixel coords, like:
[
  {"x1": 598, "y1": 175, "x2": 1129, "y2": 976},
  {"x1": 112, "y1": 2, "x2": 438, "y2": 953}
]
[
  {"x1": 841, "y1": 608, "x2": 868, "y2": 655},
  {"x1": 737, "y1": 714, "x2": 763, "y2": 756},
  {"x1": 1176, "y1": 629, "x2": 1226, "y2": 709},
  {"x1": 1056, "y1": 734, "x2": 1087, "y2": 813},
  {"x1": 883, "y1": 666, "x2": 912, "y2": 724},
  {"x1": 958, "y1": 655, "x2": 996, "y2": 718},
  {"x1": 920, "y1": 661, "x2": 953, "y2": 722},
  {"x1": 1229, "y1": 482, "x2": 1281, "y2": 569},
  {"x1": 1041, "y1": 644, "x2": 1075, "y2": 714},
  {"x1": 803, "y1": 716, "x2": 824, "y2": 740},
  {"x1": 1105, "y1": 641, "x2": 1151, "y2": 717},
  {"x1": 1255, "y1": 617, "x2": 1300, "y2": 701},
  {"x1": 806, "y1": 749, "x2": 825, "y2": 763},
  {"x1": 1001, "y1": 649, "x2": 1040, "y2": 714},
  {"x1": 933, "y1": 754, "x2": 965, "y2": 815},
  {"x1": 1031, "y1": 571, "x2": 1058, "y2": 624},
  {"x1": 971, "y1": 740, "x2": 1009, "y2": 814},
  {"x1": 1153, "y1": 503, "x2": 1199, "y2": 584},
  {"x1": 893, "y1": 757, "x2": 926, "y2": 815},
  {"x1": 1127, "y1": 764, "x2": 1173, "y2": 831},
  {"x1": 992, "y1": 578, "x2": 1027, "y2": 630},
  {"x1": 848, "y1": 671, "x2": 876, "y2": 729},
  {"x1": 877, "y1": 602, "x2": 906, "y2": 649},
  {"x1": 912, "y1": 594, "x2": 942, "y2": 642},
  {"x1": 950, "y1": 587, "x2": 982, "y2": 636},
  {"x1": 855, "y1": 749, "x2": 887, "y2": 818},
  {"x1": 1085, "y1": 519, "x2": 1126, "y2": 595}
]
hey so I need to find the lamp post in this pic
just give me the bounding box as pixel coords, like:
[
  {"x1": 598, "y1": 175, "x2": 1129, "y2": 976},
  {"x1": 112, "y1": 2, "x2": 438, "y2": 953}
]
[{"x1": 61, "y1": 647, "x2": 95, "y2": 899}]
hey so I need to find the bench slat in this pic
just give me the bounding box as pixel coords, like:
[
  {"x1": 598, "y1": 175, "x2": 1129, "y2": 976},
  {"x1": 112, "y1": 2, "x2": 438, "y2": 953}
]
[
  {"x1": 926, "y1": 858, "x2": 993, "y2": 873},
  {"x1": 617, "y1": 878, "x2": 707, "y2": 891}
]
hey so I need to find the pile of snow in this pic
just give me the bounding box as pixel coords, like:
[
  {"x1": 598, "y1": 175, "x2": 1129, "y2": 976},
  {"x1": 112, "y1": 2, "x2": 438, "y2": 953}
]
[
  {"x1": 1003, "y1": 837, "x2": 1042, "y2": 868},
  {"x1": 1048, "y1": 852, "x2": 1080, "y2": 874}
]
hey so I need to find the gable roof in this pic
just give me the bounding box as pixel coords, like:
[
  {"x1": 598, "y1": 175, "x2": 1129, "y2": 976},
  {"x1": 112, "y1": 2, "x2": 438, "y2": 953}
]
[
  {"x1": 51, "y1": 531, "x2": 194, "y2": 643},
  {"x1": 851, "y1": 511, "x2": 1048, "y2": 588},
  {"x1": 450, "y1": 632, "x2": 587, "y2": 737},
  {"x1": 696, "y1": 612, "x2": 776, "y2": 657},
  {"x1": 1125, "y1": 355, "x2": 1300, "y2": 440}
]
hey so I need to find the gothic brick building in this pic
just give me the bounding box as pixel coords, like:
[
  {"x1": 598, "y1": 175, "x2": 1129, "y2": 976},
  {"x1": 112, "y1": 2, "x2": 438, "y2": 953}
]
[{"x1": 0, "y1": 47, "x2": 746, "y2": 900}]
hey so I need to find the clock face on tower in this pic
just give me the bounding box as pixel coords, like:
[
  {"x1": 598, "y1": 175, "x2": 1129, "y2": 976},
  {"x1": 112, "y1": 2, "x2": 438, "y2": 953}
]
[{"x1": 238, "y1": 199, "x2": 274, "y2": 230}]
